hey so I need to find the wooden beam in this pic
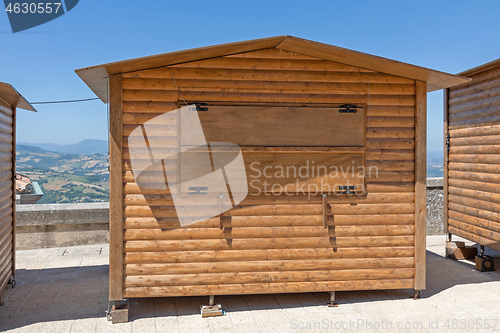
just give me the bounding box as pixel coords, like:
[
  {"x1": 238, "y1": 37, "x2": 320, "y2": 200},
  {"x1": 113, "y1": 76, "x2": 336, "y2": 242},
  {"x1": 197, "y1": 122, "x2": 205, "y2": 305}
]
[
  {"x1": 124, "y1": 247, "x2": 415, "y2": 264},
  {"x1": 123, "y1": 279, "x2": 415, "y2": 298},
  {"x1": 124, "y1": 236, "x2": 415, "y2": 252},
  {"x1": 124, "y1": 268, "x2": 415, "y2": 287},
  {"x1": 109, "y1": 74, "x2": 124, "y2": 301},
  {"x1": 443, "y1": 89, "x2": 449, "y2": 235},
  {"x1": 124, "y1": 225, "x2": 415, "y2": 241},
  {"x1": 124, "y1": 257, "x2": 415, "y2": 275},
  {"x1": 414, "y1": 81, "x2": 427, "y2": 290}
]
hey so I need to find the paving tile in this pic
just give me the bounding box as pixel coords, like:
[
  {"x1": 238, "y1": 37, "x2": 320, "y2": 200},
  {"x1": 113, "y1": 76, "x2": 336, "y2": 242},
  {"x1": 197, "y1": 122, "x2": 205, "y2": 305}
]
[
  {"x1": 40, "y1": 319, "x2": 73, "y2": 333},
  {"x1": 95, "y1": 316, "x2": 133, "y2": 333},
  {"x1": 69, "y1": 317, "x2": 99, "y2": 333},
  {"x1": 1, "y1": 238, "x2": 500, "y2": 332},
  {"x1": 273, "y1": 293, "x2": 315, "y2": 327},
  {"x1": 4, "y1": 322, "x2": 45, "y2": 333},
  {"x1": 207, "y1": 314, "x2": 235, "y2": 333},
  {"x1": 154, "y1": 297, "x2": 181, "y2": 333},
  {"x1": 0, "y1": 284, "x2": 37, "y2": 329},
  {"x1": 130, "y1": 298, "x2": 157, "y2": 331},
  {"x1": 221, "y1": 295, "x2": 258, "y2": 332},
  {"x1": 174, "y1": 297, "x2": 211, "y2": 333},
  {"x1": 244, "y1": 294, "x2": 291, "y2": 333}
]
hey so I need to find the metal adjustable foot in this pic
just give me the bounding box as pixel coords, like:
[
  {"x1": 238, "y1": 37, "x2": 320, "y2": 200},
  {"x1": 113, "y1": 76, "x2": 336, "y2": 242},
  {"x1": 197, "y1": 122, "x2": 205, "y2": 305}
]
[
  {"x1": 1, "y1": 276, "x2": 16, "y2": 305},
  {"x1": 201, "y1": 295, "x2": 223, "y2": 317},
  {"x1": 411, "y1": 289, "x2": 422, "y2": 300},
  {"x1": 327, "y1": 291, "x2": 338, "y2": 307},
  {"x1": 475, "y1": 251, "x2": 495, "y2": 272},
  {"x1": 8, "y1": 276, "x2": 15, "y2": 288}
]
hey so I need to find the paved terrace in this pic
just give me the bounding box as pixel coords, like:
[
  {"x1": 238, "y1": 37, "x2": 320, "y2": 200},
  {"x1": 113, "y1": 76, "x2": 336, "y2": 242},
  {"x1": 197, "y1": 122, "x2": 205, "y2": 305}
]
[{"x1": 1, "y1": 236, "x2": 500, "y2": 333}]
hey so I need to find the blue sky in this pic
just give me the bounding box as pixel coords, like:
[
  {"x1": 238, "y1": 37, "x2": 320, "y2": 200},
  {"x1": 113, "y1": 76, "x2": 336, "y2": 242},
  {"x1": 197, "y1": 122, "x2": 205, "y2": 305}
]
[{"x1": 1, "y1": 1, "x2": 499, "y2": 152}]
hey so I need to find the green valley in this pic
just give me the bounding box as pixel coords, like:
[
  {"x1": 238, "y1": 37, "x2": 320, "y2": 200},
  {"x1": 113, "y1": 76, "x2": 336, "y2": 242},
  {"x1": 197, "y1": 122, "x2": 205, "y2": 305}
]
[{"x1": 16, "y1": 144, "x2": 109, "y2": 204}]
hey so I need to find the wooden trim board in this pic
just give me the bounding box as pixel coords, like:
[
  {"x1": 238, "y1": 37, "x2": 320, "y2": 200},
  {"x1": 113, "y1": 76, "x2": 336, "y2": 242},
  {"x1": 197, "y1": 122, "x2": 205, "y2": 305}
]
[
  {"x1": 414, "y1": 81, "x2": 427, "y2": 290},
  {"x1": 11, "y1": 106, "x2": 15, "y2": 279},
  {"x1": 109, "y1": 74, "x2": 124, "y2": 301},
  {"x1": 443, "y1": 89, "x2": 449, "y2": 235}
]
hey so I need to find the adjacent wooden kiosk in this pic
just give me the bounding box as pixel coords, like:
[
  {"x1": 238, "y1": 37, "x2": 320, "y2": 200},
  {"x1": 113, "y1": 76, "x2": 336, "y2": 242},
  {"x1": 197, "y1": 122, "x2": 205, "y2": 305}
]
[
  {"x1": 0, "y1": 82, "x2": 36, "y2": 305},
  {"x1": 444, "y1": 58, "x2": 500, "y2": 257},
  {"x1": 76, "y1": 36, "x2": 468, "y2": 320}
]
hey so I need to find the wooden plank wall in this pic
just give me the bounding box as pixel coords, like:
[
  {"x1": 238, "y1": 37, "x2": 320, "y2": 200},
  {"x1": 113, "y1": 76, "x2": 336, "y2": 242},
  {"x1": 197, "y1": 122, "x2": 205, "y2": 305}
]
[
  {"x1": 117, "y1": 49, "x2": 418, "y2": 297},
  {"x1": 447, "y1": 64, "x2": 500, "y2": 251},
  {"x1": 0, "y1": 99, "x2": 14, "y2": 298}
]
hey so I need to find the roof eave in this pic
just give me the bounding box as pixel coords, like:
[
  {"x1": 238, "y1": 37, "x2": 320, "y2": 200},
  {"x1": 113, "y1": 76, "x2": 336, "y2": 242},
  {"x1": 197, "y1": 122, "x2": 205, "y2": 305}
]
[
  {"x1": 0, "y1": 82, "x2": 36, "y2": 112},
  {"x1": 458, "y1": 57, "x2": 500, "y2": 77},
  {"x1": 75, "y1": 36, "x2": 287, "y2": 103},
  {"x1": 275, "y1": 36, "x2": 470, "y2": 92}
]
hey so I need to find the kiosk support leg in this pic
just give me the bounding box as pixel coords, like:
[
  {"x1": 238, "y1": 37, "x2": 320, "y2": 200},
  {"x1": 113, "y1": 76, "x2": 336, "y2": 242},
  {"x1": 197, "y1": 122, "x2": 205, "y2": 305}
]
[
  {"x1": 201, "y1": 295, "x2": 223, "y2": 317},
  {"x1": 412, "y1": 290, "x2": 422, "y2": 300},
  {"x1": 327, "y1": 291, "x2": 338, "y2": 307}
]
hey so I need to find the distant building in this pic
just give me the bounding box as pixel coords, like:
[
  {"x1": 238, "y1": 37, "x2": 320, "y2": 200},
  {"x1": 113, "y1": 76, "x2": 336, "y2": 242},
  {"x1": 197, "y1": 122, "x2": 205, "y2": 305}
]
[{"x1": 15, "y1": 173, "x2": 43, "y2": 204}]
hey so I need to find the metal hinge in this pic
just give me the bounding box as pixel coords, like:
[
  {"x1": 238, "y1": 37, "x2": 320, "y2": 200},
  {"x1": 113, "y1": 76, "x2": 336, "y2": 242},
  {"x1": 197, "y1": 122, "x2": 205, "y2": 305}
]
[
  {"x1": 338, "y1": 186, "x2": 357, "y2": 194},
  {"x1": 188, "y1": 187, "x2": 208, "y2": 195},
  {"x1": 445, "y1": 133, "x2": 450, "y2": 153},
  {"x1": 194, "y1": 103, "x2": 208, "y2": 111},
  {"x1": 339, "y1": 104, "x2": 357, "y2": 113}
]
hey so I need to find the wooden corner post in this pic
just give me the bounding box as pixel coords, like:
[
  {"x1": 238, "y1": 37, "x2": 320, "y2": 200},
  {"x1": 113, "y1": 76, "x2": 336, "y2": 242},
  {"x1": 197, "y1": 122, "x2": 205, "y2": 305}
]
[
  {"x1": 414, "y1": 81, "x2": 427, "y2": 290},
  {"x1": 443, "y1": 89, "x2": 449, "y2": 237},
  {"x1": 11, "y1": 106, "x2": 16, "y2": 281},
  {"x1": 109, "y1": 74, "x2": 123, "y2": 301}
]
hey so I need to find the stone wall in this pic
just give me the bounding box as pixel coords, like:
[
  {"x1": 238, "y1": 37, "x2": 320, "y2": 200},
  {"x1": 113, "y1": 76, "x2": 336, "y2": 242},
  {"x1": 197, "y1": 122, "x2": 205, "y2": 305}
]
[
  {"x1": 427, "y1": 188, "x2": 444, "y2": 235},
  {"x1": 16, "y1": 203, "x2": 109, "y2": 250}
]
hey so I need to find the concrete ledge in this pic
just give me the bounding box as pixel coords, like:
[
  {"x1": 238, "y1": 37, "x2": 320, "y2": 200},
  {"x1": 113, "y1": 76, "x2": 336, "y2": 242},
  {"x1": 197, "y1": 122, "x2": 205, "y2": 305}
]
[
  {"x1": 16, "y1": 202, "x2": 109, "y2": 226},
  {"x1": 427, "y1": 177, "x2": 443, "y2": 188},
  {"x1": 16, "y1": 203, "x2": 109, "y2": 250}
]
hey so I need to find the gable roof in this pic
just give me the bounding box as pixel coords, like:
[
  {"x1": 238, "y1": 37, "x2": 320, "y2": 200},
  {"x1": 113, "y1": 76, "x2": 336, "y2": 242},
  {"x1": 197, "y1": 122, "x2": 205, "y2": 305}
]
[
  {"x1": 0, "y1": 82, "x2": 36, "y2": 112},
  {"x1": 75, "y1": 35, "x2": 470, "y2": 103},
  {"x1": 458, "y1": 57, "x2": 500, "y2": 77}
]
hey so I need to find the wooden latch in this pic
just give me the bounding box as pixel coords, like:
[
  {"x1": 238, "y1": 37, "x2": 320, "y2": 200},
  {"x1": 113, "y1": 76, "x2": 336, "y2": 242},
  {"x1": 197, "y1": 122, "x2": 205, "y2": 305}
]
[{"x1": 322, "y1": 194, "x2": 334, "y2": 228}]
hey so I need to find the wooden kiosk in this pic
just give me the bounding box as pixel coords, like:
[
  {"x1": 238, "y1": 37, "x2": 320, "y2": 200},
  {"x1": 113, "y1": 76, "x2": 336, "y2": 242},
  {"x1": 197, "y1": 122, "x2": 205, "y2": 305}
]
[
  {"x1": 76, "y1": 36, "x2": 468, "y2": 318},
  {"x1": 444, "y1": 58, "x2": 500, "y2": 255},
  {"x1": 0, "y1": 82, "x2": 36, "y2": 304}
]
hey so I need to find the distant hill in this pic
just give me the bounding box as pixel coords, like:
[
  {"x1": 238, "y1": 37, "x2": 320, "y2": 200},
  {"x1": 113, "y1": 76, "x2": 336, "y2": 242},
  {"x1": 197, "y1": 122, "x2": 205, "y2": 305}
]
[
  {"x1": 16, "y1": 144, "x2": 109, "y2": 204},
  {"x1": 16, "y1": 144, "x2": 49, "y2": 154},
  {"x1": 17, "y1": 139, "x2": 108, "y2": 155}
]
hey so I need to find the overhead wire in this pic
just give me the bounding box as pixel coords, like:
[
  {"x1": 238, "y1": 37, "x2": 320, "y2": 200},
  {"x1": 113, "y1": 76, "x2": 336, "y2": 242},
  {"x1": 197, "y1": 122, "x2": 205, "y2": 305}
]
[
  {"x1": 172, "y1": 72, "x2": 188, "y2": 106},
  {"x1": 31, "y1": 97, "x2": 100, "y2": 105}
]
